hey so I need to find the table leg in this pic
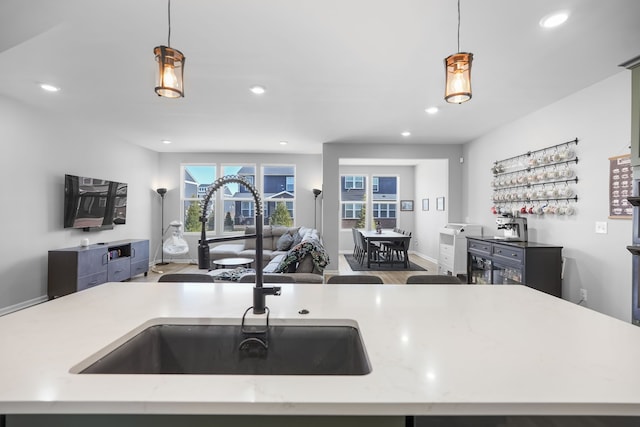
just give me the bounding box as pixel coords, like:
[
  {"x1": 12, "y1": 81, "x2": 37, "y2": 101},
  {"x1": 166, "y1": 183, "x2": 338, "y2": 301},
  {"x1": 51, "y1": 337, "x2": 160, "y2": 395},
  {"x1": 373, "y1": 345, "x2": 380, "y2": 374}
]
[{"x1": 367, "y1": 239, "x2": 372, "y2": 268}]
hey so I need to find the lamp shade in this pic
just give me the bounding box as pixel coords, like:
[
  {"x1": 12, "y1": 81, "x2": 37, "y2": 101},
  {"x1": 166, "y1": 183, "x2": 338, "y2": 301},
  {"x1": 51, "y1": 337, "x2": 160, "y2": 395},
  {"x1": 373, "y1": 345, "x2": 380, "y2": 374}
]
[
  {"x1": 444, "y1": 52, "x2": 473, "y2": 104},
  {"x1": 154, "y1": 46, "x2": 185, "y2": 98}
]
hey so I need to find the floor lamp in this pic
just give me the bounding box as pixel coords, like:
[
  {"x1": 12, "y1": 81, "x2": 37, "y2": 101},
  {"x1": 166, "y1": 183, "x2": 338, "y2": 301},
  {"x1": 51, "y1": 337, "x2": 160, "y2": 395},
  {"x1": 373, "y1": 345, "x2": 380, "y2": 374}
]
[
  {"x1": 313, "y1": 188, "x2": 322, "y2": 229},
  {"x1": 156, "y1": 188, "x2": 169, "y2": 265}
]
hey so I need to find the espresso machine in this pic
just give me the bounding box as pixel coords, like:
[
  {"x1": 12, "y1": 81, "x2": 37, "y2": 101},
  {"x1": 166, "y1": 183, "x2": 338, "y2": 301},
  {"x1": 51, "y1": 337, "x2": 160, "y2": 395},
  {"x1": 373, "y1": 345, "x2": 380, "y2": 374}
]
[{"x1": 495, "y1": 215, "x2": 528, "y2": 241}]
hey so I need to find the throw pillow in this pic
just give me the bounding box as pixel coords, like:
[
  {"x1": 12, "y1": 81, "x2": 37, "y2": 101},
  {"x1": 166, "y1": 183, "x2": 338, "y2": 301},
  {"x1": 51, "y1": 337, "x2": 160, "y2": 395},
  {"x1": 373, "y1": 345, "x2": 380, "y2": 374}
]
[
  {"x1": 292, "y1": 231, "x2": 303, "y2": 247},
  {"x1": 276, "y1": 233, "x2": 294, "y2": 251}
]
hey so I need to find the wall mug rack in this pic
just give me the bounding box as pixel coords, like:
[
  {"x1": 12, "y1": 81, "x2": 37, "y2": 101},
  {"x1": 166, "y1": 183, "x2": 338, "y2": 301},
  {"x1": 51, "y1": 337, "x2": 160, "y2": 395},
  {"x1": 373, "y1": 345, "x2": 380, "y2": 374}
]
[{"x1": 491, "y1": 138, "x2": 579, "y2": 217}]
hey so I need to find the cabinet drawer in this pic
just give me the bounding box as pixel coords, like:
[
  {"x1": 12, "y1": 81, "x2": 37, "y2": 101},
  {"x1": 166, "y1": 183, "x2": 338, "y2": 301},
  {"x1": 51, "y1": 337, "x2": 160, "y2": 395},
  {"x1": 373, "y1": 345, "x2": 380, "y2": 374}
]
[
  {"x1": 131, "y1": 260, "x2": 148, "y2": 277},
  {"x1": 440, "y1": 244, "x2": 454, "y2": 256},
  {"x1": 440, "y1": 253, "x2": 453, "y2": 268},
  {"x1": 468, "y1": 240, "x2": 491, "y2": 255},
  {"x1": 108, "y1": 258, "x2": 131, "y2": 282},
  {"x1": 77, "y1": 271, "x2": 108, "y2": 291},
  {"x1": 492, "y1": 244, "x2": 524, "y2": 264}
]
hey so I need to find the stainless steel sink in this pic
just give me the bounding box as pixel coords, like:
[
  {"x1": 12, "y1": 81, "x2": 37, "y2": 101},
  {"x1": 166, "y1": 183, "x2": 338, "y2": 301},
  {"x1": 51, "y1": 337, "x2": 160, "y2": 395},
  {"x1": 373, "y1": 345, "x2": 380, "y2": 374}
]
[{"x1": 77, "y1": 321, "x2": 371, "y2": 375}]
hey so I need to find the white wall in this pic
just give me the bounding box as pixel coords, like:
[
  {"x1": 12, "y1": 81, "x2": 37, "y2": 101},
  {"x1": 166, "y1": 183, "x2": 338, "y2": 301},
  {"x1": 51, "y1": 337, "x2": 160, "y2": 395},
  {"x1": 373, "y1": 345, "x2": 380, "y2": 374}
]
[
  {"x1": 0, "y1": 96, "x2": 159, "y2": 314},
  {"x1": 157, "y1": 152, "x2": 322, "y2": 262},
  {"x1": 414, "y1": 159, "x2": 449, "y2": 262},
  {"x1": 463, "y1": 71, "x2": 633, "y2": 321}
]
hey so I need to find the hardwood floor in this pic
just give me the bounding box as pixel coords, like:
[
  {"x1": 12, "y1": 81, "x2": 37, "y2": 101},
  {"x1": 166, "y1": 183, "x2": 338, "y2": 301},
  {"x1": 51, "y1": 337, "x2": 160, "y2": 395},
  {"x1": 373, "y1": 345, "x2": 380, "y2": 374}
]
[
  {"x1": 131, "y1": 253, "x2": 440, "y2": 285},
  {"x1": 333, "y1": 252, "x2": 438, "y2": 284}
]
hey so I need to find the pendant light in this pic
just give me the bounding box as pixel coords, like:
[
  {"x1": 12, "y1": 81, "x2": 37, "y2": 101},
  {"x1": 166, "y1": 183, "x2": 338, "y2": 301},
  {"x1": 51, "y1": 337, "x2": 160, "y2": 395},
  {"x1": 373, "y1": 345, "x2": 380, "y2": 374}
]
[
  {"x1": 444, "y1": 0, "x2": 473, "y2": 104},
  {"x1": 154, "y1": 0, "x2": 185, "y2": 98}
]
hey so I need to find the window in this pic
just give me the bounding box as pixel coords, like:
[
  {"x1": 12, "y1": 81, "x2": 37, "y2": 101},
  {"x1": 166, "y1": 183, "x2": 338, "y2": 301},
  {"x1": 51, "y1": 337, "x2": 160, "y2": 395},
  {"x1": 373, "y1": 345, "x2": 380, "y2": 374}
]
[
  {"x1": 241, "y1": 201, "x2": 254, "y2": 218},
  {"x1": 263, "y1": 165, "x2": 295, "y2": 226},
  {"x1": 342, "y1": 203, "x2": 363, "y2": 219},
  {"x1": 179, "y1": 163, "x2": 296, "y2": 234},
  {"x1": 222, "y1": 165, "x2": 256, "y2": 232},
  {"x1": 344, "y1": 175, "x2": 364, "y2": 190},
  {"x1": 372, "y1": 177, "x2": 379, "y2": 192},
  {"x1": 182, "y1": 165, "x2": 216, "y2": 232},
  {"x1": 372, "y1": 176, "x2": 398, "y2": 229},
  {"x1": 373, "y1": 203, "x2": 396, "y2": 218},
  {"x1": 340, "y1": 175, "x2": 367, "y2": 229}
]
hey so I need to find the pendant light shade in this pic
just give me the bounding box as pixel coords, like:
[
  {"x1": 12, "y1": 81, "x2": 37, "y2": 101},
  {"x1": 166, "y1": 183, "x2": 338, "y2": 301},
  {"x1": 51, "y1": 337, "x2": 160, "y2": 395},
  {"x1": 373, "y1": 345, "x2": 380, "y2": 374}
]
[
  {"x1": 444, "y1": 0, "x2": 473, "y2": 104},
  {"x1": 444, "y1": 52, "x2": 473, "y2": 104},
  {"x1": 154, "y1": 45, "x2": 185, "y2": 98},
  {"x1": 154, "y1": 0, "x2": 185, "y2": 98}
]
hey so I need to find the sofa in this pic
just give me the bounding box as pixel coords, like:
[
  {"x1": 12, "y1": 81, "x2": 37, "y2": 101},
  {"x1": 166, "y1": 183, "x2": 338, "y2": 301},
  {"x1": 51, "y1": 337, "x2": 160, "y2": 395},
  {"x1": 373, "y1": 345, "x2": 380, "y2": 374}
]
[{"x1": 208, "y1": 226, "x2": 327, "y2": 283}]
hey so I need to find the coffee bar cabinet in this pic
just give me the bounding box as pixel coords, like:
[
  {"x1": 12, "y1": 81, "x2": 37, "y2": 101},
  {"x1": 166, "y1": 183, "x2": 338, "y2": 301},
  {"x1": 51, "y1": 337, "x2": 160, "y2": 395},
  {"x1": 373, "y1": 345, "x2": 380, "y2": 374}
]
[
  {"x1": 467, "y1": 237, "x2": 563, "y2": 297},
  {"x1": 48, "y1": 239, "x2": 149, "y2": 299}
]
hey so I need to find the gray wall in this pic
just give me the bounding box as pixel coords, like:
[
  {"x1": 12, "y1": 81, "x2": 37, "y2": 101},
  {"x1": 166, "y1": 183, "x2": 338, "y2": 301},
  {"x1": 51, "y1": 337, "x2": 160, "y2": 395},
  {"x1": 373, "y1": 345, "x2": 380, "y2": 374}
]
[
  {"x1": 462, "y1": 71, "x2": 633, "y2": 321},
  {"x1": 156, "y1": 153, "x2": 322, "y2": 262},
  {"x1": 322, "y1": 143, "x2": 464, "y2": 272},
  {"x1": 0, "y1": 95, "x2": 159, "y2": 314}
]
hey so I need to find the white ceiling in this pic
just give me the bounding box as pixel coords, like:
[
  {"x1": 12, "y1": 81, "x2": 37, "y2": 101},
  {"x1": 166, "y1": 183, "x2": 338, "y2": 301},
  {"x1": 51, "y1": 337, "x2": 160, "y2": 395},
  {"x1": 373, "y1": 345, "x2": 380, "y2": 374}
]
[{"x1": 1, "y1": 0, "x2": 639, "y2": 154}]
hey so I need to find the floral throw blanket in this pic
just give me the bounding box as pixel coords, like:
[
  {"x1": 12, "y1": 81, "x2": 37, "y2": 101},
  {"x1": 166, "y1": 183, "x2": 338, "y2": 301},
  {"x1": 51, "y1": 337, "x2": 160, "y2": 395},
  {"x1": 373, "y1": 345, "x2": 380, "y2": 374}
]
[
  {"x1": 274, "y1": 238, "x2": 330, "y2": 273},
  {"x1": 213, "y1": 267, "x2": 255, "y2": 281}
]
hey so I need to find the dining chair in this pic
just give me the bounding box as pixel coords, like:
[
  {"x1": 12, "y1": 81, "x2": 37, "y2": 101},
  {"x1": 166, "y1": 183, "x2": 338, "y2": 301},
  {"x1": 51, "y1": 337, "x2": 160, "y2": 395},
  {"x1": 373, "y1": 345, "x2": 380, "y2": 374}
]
[
  {"x1": 326, "y1": 275, "x2": 384, "y2": 284},
  {"x1": 382, "y1": 231, "x2": 411, "y2": 266},
  {"x1": 405, "y1": 275, "x2": 462, "y2": 284},
  {"x1": 158, "y1": 273, "x2": 215, "y2": 283},
  {"x1": 357, "y1": 230, "x2": 382, "y2": 265},
  {"x1": 352, "y1": 228, "x2": 362, "y2": 261}
]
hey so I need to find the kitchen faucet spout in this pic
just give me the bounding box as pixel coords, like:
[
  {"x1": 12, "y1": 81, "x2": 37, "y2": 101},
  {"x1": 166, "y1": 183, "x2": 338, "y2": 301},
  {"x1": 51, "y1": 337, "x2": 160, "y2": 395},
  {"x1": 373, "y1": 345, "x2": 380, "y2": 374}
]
[{"x1": 198, "y1": 175, "x2": 281, "y2": 314}]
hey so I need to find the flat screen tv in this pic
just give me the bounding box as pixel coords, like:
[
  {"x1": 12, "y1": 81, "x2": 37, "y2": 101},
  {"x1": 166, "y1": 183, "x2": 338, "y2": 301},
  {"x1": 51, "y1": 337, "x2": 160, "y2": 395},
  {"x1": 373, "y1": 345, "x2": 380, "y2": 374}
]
[{"x1": 64, "y1": 174, "x2": 128, "y2": 231}]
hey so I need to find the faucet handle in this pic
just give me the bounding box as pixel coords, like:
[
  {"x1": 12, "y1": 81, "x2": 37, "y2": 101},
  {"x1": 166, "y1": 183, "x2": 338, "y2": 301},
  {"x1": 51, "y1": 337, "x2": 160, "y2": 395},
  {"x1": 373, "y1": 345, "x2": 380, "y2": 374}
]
[{"x1": 265, "y1": 286, "x2": 281, "y2": 296}]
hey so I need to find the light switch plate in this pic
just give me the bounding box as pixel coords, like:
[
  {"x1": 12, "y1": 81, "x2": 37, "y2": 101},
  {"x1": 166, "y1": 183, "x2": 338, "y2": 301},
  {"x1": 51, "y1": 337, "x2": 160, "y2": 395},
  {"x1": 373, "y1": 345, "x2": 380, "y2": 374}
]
[{"x1": 595, "y1": 221, "x2": 608, "y2": 234}]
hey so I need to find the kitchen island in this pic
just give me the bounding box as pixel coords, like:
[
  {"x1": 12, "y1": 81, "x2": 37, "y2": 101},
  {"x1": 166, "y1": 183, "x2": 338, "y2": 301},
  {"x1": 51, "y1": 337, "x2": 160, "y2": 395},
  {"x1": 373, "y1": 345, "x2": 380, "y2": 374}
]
[{"x1": 2, "y1": 282, "x2": 640, "y2": 426}]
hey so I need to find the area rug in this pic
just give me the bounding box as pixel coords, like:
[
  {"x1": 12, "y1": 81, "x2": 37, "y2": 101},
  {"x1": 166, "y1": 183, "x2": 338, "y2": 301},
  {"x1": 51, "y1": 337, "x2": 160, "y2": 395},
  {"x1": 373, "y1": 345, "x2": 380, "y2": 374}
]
[{"x1": 344, "y1": 254, "x2": 427, "y2": 272}]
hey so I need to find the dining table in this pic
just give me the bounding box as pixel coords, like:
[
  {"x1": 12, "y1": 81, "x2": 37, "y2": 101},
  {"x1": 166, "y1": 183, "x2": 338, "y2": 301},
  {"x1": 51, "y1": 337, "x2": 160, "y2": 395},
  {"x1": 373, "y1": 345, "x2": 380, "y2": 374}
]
[{"x1": 359, "y1": 229, "x2": 411, "y2": 269}]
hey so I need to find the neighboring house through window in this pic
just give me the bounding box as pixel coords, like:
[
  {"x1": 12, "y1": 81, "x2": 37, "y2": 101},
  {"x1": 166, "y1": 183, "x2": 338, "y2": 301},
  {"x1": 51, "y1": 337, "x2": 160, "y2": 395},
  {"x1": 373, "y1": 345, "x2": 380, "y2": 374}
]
[
  {"x1": 340, "y1": 175, "x2": 367, "y2": 229},
  {"x1": 223, "y1": 165, "x2": 256, "y2": 232},
  {"x1": 263, "y1": 165, "x2": 295, "y2": 225}
]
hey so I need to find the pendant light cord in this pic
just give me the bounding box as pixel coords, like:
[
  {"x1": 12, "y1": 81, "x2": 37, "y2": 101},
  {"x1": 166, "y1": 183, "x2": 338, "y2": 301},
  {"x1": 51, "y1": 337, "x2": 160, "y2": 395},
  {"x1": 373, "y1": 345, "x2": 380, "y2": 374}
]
[
  {"x1": 457, "y1": 0, "x2": 461, "y2": 52},
  {"x1": 167, "y1": 0, "x2": 172, "y2": 47}
]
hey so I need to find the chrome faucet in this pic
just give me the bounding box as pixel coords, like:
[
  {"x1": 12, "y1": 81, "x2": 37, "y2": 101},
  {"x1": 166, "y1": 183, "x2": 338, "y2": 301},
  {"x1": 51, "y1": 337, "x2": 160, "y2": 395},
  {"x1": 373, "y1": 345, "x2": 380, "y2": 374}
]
[{"x1": 197, "y1": 175, "x2": 281, "y2": 314}]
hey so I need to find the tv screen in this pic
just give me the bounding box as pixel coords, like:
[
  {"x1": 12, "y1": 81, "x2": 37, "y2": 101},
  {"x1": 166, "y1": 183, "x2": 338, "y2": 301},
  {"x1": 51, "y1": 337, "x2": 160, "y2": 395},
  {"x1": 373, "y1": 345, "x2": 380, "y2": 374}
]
[{"x1": 64, "y1": 174, "x2": 127, "y2": 230}]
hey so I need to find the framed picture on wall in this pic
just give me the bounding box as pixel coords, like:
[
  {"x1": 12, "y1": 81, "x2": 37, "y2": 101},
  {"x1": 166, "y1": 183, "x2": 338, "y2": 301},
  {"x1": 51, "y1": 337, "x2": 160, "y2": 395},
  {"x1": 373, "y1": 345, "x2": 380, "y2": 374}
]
[
  {"x1": 422, "y1": 198, "x2": 429, "y2": 211},
  {"x1": 400, "y1": 200, "x2": 414, "y2": 211},
  {"x1": 436, "y1": 197, "x2": 445, "y2": 211}
]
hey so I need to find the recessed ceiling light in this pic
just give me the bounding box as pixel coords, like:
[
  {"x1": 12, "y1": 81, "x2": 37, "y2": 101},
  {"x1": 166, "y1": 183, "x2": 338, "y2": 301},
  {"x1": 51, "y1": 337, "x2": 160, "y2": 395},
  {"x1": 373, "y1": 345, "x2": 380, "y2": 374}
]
[
  {"x1": 39, "y1": 83, "x2": 60, "y2": 92},
  {"x1": 425, "y1": 107, "x2": 439, "y2": 114},
  {"x1": 161, "y1": 139, "x2": 172, "y2": 144},
  {"x1": 401, "y1": 131, "x2": 411, "y2": 137},
  {"x1": 250, "y1": 85, "x2": 266, "y2": 95},
  {"x1": 279, "y1": 141, "x2": 288, "y2": 145},
  {"x1": 539, "y1": 12, "x2": 569, "y2": 28}
]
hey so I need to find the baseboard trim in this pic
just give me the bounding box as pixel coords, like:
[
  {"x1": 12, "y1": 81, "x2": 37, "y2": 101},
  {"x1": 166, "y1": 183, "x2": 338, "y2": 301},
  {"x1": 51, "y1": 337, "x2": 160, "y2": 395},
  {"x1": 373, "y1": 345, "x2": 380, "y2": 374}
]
[
  {"x1": 409, "y1": 251, "x2": 438, "y2": 264},
  {"x1": 0, "y1": 295, "x2": 49, "y2": 317}
]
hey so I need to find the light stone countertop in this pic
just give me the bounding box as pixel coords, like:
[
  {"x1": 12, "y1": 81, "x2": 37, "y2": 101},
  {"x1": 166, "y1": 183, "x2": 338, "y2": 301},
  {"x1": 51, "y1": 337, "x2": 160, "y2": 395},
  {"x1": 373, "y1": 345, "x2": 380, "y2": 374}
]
[{"x1": 1, "y1": 282, "x2": 640, "y2": 416}]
